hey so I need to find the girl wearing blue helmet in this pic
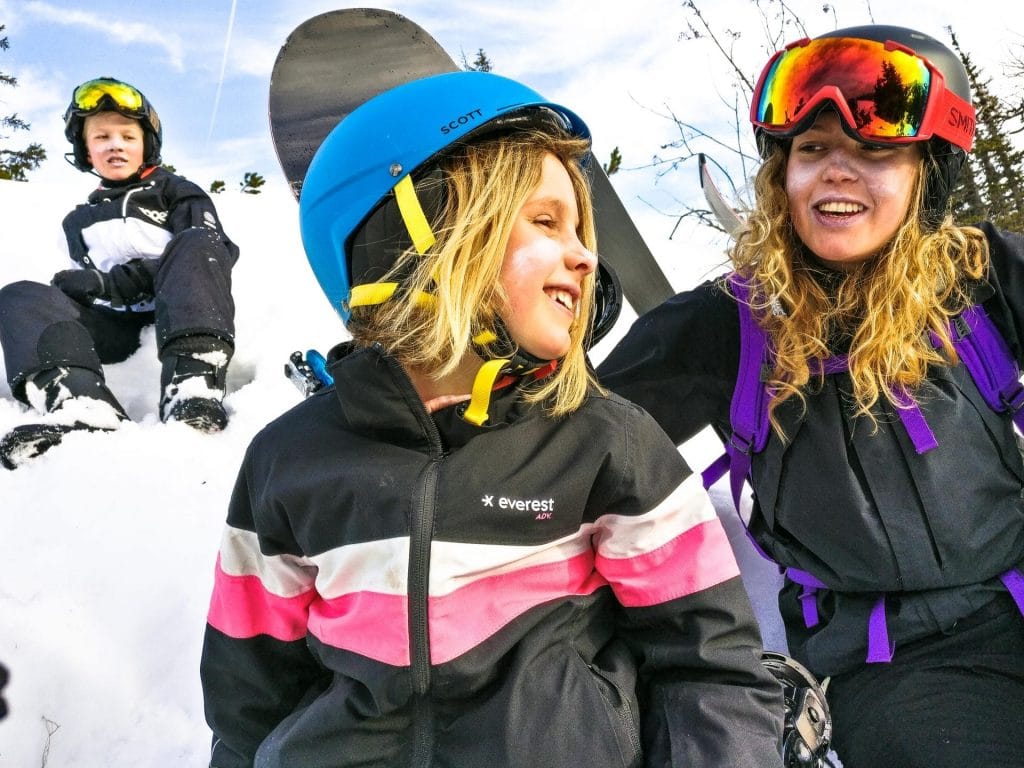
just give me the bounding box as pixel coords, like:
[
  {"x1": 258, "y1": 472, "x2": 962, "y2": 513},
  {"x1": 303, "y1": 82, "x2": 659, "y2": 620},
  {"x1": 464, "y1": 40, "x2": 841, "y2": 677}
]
[
  {"x1": 201, "y1": 71, "x2": 784, "y2": 767},
  {"x1": 600, "y1": 25, "x2": 1024, "y2": 768}
]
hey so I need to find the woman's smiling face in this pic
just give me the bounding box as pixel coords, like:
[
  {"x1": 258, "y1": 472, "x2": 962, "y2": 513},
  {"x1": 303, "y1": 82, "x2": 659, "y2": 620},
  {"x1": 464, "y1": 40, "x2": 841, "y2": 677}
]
[{"x1": 786, "y1": 110, "x2": 921, "y2": 271}]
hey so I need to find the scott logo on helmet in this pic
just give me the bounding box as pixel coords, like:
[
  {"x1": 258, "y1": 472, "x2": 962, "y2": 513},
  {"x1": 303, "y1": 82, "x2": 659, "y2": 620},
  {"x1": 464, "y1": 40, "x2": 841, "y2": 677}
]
[{"x1": 440, "y1": 108, "x2": 484, "y2": 135}]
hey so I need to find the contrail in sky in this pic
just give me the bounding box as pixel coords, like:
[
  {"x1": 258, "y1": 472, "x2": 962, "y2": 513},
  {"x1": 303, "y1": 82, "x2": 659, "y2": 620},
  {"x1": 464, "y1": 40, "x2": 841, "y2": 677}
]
[{"x1": 208, "y1": 0, "x2": 238, "y2": 142}]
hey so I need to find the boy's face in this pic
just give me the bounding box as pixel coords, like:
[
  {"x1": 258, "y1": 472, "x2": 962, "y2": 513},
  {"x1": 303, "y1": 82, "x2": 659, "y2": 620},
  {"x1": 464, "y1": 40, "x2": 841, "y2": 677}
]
[{"x1": 83, "y1": 111, "x2": 145, "y2": 181}]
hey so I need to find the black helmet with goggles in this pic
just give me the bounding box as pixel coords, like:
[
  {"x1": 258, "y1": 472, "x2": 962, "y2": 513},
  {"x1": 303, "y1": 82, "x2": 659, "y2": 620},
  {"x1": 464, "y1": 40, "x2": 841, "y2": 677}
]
[
  {"x1": 63, "y1": 77, "x2": 163, "y2": 172},
  {"x1": 750, "y1": 25, "x2": 975, "y2": 221}
]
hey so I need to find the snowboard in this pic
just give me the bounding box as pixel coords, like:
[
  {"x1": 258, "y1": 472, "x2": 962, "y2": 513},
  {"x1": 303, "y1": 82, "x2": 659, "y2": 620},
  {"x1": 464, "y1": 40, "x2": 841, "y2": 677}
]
[{"x1": 268, "y1": 7, "x2": 675, "y2": 318}]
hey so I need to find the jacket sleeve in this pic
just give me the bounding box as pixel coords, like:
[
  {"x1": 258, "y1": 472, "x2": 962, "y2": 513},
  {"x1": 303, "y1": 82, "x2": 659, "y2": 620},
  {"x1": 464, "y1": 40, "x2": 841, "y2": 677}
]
[
  {"x1": 200, "y1": 441, "x2": 327, "y2": 768},
  {"x1": 592, "y1": 404, "x2": 784, "y2": 768},
  {"x1": 596, "y1": 281, "x2": 739, "y2": 446},
  {"x1": 166, "y1": 175, "x2": 240, "y2": 259},
  {"x1": 977, "y1": 222, "x2": 1024, "y2": 365},
  {"x1": 61, "y1": 206, "x2": 89, "y2": 267}
]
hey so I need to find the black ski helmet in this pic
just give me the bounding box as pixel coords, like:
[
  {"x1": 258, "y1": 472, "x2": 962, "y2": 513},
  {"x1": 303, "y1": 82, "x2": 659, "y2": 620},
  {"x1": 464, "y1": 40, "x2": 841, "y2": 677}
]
[
  {"x1": 63, "y1": 77, "x2": 163, "y2": 172},
  {"x1": 752, "y1": 25, "x2": 975, "y2": 222}
]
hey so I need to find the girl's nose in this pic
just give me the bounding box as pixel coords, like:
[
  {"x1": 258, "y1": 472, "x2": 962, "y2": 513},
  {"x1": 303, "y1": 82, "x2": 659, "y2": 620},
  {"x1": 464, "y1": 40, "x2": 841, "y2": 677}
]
[{"x1": 566, "y1": 235, "x2": 597, "y2": 275}]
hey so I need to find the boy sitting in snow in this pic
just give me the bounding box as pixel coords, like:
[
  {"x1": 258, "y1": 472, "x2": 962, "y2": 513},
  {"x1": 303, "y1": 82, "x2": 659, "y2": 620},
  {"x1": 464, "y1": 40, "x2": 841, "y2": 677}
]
[{"x1": 0, "y1": 77, "x2": 238, "y2": 468}]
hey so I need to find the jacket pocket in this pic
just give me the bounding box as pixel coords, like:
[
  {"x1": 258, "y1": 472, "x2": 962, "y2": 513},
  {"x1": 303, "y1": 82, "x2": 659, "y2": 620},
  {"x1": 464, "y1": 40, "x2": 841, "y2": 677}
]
[{"x1": 575, "y1": 646, "x2": 642, "y2": 767}]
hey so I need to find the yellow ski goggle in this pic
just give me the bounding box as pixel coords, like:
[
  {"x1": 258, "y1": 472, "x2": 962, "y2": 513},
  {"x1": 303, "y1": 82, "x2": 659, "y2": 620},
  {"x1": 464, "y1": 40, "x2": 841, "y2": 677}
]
[{"x1": 72, "y1": 78, "x2": 146, "y2": 115}]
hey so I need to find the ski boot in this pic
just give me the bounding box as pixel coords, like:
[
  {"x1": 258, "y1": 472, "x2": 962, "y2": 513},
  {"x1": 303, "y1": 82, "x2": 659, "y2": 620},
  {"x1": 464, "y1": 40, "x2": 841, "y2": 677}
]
[
  {"x1": 159, "y1": 335, "x2": 231, "y2": 433},
  {"x1": 1, "y1": 366, "x2": 129, "y2": 469}
]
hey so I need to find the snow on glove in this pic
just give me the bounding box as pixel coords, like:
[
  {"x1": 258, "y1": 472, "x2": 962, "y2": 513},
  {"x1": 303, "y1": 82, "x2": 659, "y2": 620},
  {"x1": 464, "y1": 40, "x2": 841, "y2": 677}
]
[{"x1": 52, "y1": 269, "x2": 109, "y2": 305}]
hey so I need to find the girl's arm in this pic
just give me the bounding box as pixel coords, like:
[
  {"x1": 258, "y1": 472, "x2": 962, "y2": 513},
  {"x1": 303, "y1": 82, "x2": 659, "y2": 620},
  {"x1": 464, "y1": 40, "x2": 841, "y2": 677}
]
[
  {"x1": 593, "y1": 406, "x2": 784, "y2": 767},
  {"x1": 200, "y1": 445, "x2": 326, "y2": 768},
  {"x1": 597, "y1": 280, "x2": 739, "y2": 446}
]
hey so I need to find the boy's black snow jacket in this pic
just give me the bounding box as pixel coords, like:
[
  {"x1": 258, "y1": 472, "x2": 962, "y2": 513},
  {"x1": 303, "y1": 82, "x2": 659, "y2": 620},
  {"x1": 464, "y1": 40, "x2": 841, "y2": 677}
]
[
  {"x1": 598, "y1": 221, "x2": 1024, "y2": 677},
  {"x1": 61, "y1": 166, "x2": 238, "y2": 311},
  {"x1": 201, "y1": 342, "x2": 784, "y2": 768}
]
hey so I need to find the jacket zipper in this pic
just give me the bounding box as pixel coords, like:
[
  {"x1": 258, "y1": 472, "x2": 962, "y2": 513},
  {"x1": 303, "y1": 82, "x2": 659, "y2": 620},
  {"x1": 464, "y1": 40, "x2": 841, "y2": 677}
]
[
  {"x1": 400, "y1": 357, "x2": 445, "y2": 767},
  {"x1": 410, "y1": 460, "x2": 439, "y2": 767}
]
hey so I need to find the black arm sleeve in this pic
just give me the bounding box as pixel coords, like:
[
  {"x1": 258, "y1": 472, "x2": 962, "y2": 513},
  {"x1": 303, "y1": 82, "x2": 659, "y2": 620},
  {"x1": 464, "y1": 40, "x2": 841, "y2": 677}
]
[{"x1": 597, "y1": 280, "x2": 740, "y2": 445}]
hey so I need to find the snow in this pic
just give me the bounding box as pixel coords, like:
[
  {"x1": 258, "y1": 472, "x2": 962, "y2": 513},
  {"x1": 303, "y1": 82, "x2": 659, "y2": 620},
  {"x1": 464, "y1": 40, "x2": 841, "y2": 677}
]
[
  {"x1": 0, "y1": 178, "x2": 345, "y2": 766},
  {"x1": 0, "y1": 176, "x2": 785, "y2": 766}
]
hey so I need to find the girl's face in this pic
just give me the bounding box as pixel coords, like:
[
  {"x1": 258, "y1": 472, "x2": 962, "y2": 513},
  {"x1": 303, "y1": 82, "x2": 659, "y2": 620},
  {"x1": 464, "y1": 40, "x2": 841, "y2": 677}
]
[
  {"x1": 786, "y1": 111, "x2": 921, "y2": 270},
  {"x1": 84, "y1": 111, "x2": 145, "y2": 181},
  {"x1": 499, "y1": 153, "x2": 597, "y2": 361}
]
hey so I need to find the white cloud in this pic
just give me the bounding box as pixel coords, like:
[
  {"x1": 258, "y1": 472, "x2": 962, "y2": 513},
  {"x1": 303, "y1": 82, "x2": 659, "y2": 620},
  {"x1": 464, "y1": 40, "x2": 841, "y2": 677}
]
[{"x1": 22, "y1": 0, "x2": 186, "y2": 71}]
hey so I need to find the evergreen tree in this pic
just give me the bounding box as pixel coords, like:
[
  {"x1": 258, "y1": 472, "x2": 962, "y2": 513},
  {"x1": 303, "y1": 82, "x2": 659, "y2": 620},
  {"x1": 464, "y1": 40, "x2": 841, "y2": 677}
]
[
  {"x1": 240, "y1": 171, "x2": 265, "y2": 195},
  {"x1": 603, "y1": 146, "x2": 622, "y2": 176},
  {"x1": 463, "y1": 48, "x2": 492, "y2": 72},
  {"x1": 949, "y1": 30, "x2": 1024, "y2": 231},
  {"x1": 0, "y1": 25, "x2": 46, "y2": 181}
]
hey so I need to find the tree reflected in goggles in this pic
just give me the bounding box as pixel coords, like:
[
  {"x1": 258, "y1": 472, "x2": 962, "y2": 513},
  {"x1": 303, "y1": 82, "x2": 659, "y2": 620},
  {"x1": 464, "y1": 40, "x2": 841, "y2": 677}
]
[
  {"x1": 72, "y1": 79, "x2": 146, "y2": 114},
  {"x1": 751, "y1": 36, "x2": 975, "y2": 151}
]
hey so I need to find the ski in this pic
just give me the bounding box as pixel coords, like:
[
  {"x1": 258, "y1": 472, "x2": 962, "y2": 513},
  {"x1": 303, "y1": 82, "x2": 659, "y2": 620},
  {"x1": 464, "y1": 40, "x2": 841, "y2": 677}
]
[
  {"x1": 268, "y1": 7, "x2": 675, "y2": 318},
  {"x1": 698, "y1": 153, "x2": 746, "y2": 238}
]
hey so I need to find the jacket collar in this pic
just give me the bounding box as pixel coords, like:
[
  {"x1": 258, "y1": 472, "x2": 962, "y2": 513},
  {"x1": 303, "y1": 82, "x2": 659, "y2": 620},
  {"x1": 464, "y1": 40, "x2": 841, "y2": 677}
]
[{"x1": 327, "y1": 342, "x2": 531, "y2": 453}]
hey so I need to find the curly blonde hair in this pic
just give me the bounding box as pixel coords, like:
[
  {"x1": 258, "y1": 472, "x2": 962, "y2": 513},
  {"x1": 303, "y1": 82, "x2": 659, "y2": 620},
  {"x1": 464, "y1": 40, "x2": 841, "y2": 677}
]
[
  {"x1": 730, "y1": 141, "x2": 989, "y2": 434},
  {"x1": 347, "y1": 128, "x2": 600, "y2": 417}
]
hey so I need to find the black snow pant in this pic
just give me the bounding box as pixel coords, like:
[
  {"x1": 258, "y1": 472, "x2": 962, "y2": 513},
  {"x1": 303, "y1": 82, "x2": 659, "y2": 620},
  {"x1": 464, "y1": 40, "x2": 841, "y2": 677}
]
[
  {"x1": 826, "y1": 592, "x2": 1024, "y2": 768},
  {"x1": 0, "y1": 228, "x2": 236, "y2": 402}
]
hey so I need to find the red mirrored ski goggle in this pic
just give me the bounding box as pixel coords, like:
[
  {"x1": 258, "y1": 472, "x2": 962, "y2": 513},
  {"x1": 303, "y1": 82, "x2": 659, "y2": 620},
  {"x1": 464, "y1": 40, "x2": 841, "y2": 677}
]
[{"x1": 750, "y1": 36, "x2": 975, "y2": 151}]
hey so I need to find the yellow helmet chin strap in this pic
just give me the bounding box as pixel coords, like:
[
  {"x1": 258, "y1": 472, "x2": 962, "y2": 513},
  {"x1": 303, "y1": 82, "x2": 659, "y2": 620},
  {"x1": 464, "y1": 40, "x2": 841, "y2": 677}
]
[
  {"x1": 462, "y1": 329, "x2": 554, "y2": 427},
  {"x1": 393, "y1": 174, "x2": 436, "y2": 255},
  {"x1": 463, "y1": 359, "x2": 514, "y2": 426},
  {"x1": 348, "y1": 282, "x2": 436, "y2": 311},
  {"x1": 347, "y1": 174, "x2": 437, "y2": 313}
]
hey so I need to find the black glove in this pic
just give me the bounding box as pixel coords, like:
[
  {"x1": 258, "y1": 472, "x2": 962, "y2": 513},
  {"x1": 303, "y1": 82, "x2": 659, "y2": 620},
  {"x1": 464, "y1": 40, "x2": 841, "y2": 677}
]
[
  {"x1": 107, "y1": 259, "x2": 156, "y2": 306},
  {"x1": 53, "y1": 260, "x2": 156, "y2": 308},
  {"x1": 52, "y1": 269, "x2": 109, "y2": 305}
]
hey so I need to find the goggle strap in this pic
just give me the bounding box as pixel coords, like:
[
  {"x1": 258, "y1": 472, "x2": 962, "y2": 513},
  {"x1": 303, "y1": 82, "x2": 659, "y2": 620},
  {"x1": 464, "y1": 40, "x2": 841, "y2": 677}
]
[{"x1": 930, "y1": 85, "x2": 976, "y2": 151}]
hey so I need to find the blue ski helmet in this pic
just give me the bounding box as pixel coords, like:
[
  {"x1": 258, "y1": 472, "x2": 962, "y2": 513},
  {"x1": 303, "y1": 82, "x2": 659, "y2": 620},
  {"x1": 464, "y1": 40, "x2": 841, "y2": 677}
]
[{"x1": 299, "y1": 70, "x2": 619, "y2": 341}]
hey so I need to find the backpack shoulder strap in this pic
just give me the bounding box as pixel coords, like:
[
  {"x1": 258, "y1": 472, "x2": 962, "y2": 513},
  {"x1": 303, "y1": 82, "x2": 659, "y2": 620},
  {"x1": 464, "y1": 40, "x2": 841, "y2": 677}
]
[
  {"x1": 940, "y1": 304, "x2": 1024, "y2": 431},
  {"x1": 702, "y1": 274, "x2": 773, "y2": 511}
]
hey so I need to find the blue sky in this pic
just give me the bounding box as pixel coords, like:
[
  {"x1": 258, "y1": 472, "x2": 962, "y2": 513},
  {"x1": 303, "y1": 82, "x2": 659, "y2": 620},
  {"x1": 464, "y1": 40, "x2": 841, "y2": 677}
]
[{"x1": 1, "y1": 0, "x2": 1020, "y2": 277}]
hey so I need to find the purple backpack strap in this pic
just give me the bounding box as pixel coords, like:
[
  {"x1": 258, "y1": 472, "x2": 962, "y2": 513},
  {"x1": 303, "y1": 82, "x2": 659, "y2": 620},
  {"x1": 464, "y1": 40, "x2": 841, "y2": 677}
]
[
  {"x1": 866, "y1": 596, "x2": 896, "y2": 662},
  {"x1": 701, "y1": 275, "x2": 773, "y2": 512},
  {"x1": 1000, "y1": 568, "x2": 1024, "y2": 614},
  {"x1": 937, "y1": 304, "x2": 1024, "y2": 432},
  {"x1": 817, "y1": 354, "x2": 937, "y2": 454},
  {"x1": 891, "y1": 387, "x2": 939, "y2": 453}
]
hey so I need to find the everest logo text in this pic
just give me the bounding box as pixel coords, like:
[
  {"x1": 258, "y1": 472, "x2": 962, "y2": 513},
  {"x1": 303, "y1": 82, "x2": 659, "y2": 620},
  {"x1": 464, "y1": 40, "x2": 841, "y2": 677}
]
[{"x1": 482, "y1": 494, "x2": 555, "y2": 520}]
